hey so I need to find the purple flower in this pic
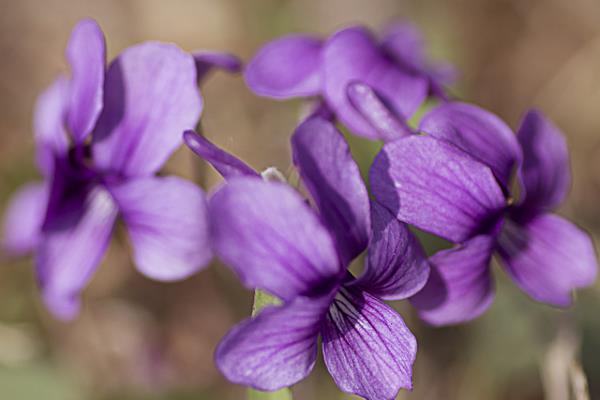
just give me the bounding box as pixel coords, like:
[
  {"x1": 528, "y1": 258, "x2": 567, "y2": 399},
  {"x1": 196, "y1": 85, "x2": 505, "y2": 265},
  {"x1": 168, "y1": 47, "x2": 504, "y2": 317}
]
[
  {"x1": 1, "y1": 19, "x2": 240, "y2": 320},
  {"x1": 370, "y1": 102, "x2": 598, "y2": 326},
  {"x1": 244, "y1": 22, "x2": 453, "y2": 140},
  {"x1": 185, "y1": 119, "x2": 429, "y2": 399}
]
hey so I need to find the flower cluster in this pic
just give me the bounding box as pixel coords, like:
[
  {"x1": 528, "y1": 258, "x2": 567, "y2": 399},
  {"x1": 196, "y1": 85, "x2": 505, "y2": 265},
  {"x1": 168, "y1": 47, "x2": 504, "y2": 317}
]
[{"x1": 3, "y1": 18, "x2": 598, "y2": 400}]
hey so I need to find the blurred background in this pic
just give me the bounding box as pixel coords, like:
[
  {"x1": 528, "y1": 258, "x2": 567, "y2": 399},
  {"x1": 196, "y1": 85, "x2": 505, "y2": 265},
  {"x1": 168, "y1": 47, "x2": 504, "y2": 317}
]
[{"x1": 1, "y1": 0, "x2": 599, "y2": 399}]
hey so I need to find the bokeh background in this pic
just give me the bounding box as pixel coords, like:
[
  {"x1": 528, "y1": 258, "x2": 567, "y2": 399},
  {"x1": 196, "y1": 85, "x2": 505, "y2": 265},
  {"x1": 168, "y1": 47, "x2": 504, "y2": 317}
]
[{"x1": 1, "y1": 0, "x2": 599, "y2": 399}]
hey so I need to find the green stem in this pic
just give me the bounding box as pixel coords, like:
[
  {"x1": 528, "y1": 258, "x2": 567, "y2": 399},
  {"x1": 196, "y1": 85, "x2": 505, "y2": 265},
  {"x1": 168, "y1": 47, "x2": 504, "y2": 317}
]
[{"x1": 247, "y1": 290, "x2": 293, "y2": 400}]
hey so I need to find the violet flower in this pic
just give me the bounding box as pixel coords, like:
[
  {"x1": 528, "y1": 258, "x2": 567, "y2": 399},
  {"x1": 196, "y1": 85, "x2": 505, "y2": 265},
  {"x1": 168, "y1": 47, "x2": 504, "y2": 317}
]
[
  {"x1": 244, "y1": 22, "x2": 453, "y2": 140},
  {"x1": 370, "y1": 102, "x2": 598, "y2": 326},
  {"x1": 185, "y1": 119, "x2": 430, "y2": 399},
  {"x1": 2, "y1": 19, "x2": 240, "y2": 320}
]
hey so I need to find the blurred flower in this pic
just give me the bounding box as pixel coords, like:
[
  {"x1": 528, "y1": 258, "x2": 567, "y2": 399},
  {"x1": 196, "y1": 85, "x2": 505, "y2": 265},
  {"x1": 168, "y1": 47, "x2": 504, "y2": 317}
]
[
  {"x1": 370, "y1": 103, "x2": 598, "y2": 325},
  {"x1": 198, "y1": 117, "x2": 429, "y2": 400},
  {"x1": 1, "y1": 18, "x2": 229, "y2": 320}
]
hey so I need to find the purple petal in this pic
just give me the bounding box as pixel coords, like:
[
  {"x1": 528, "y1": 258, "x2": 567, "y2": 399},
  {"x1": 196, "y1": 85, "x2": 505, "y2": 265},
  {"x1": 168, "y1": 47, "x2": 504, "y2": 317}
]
[
  {"x1": 322, "y1": 286, "x2": 417, "y2": 399},
  {"x1": 346, "y1": 81, "x2": 414, "y2": 141},
  {"x1": 183, "y1": 130, "x2": 259, "y2": 179},
  {"x1": 93, "y1": 42, "x2": 202, "y2": 177},
  {"x1": 2, "y1": 183, "x2": 48, "y2": 256},
  {"x1": 410, "y1": 235, "x2": 495, "y2": 326},
  {"x1": 215, "y1": 292, "x2": 332, "y2": 391},
  {"x1": 193, "y1": 51, "x2": 242, "y2": 82},
  {"x1": 33, "y1": 77, "x2": 69, "y2": 175},
  {"x1": 497, "y1": 214, "x2": 597, "y2": 307},
  {"x1": 244, "y1": 35, "x2": 323, "y2": 98},
  {"x1": 65, "y1": 18, "x2": 106, "y2": 143},
  {"x1": 108, "y1": 176, "x2": 212, "y2": 281},
  {"x1": 322, "y1": 26, "x2": 428, "y2": 139},
  {"x1": 209, "y1": 178, "x2": 342, "y2": 301},
  {"x1": 419, "y1": 102, "x2": 522, "y2": 187},
  {"x1": 352, "y1": 201, "x2": 430, "y2": 300},
  {"x1": 291, "y1": 117, "x2": 370, "y2": 265},
  {"x1": 37, "y1": 186, "x2": 117, "y2": 320},
  {"x1": 380, "y1": 22, "x2": 427, "y2": 74},
  {"x1": 370, "y1": 135, "x2": 506, "y2": 243},
  {"x1": 515, "y1": 110, "x2": 570, "y2": 214}
]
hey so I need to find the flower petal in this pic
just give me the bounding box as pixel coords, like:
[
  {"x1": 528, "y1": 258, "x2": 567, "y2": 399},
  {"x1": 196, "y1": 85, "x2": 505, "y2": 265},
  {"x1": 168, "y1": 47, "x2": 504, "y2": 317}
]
[
  {"x1": 352, "y1": 201, "x2": 430, "y2": 300},
  {"x1": 183, "y1": 130, "x2": 259, "y2": 179},
  {"x1": 65, "y1": 18, "x2": 106, "y2": 143},
  {"x1": 410, "y1": 235, "x2": 495, "y2": 326},
  {"x1": 2, "y1": 183, "x2": 48, "y2": 255},
  {"x1": 37, "y1": 186, "x2": 117, "y2": 320},
  {"x1": 215, "y1": 292, "x2": 332, "y2": 391},
  {"x1": 515, "y1": 110, "x2": 570, "y2": 214},
  {"x1": 33, "y1": 77, "x2": 69, "y2": 175},
  {"x1": 108, "y1": 176, "x2": 212, "y2": 281},
  {"x1": 244, "y1": 35, "x2": 323, "y2": 98},
  {"x1": 370, "y1": 135, "x2": 506, "y2": 243},
  {"x1": 193, "y1": 51, "x2": 242, "y2": 82},
  {"x1": 418, "y1": 102, "x2": 522, "y2": 187},
  {"x1": 291, "y1": 117, "x2": 370, "y2": 265},
  {"x1": 497, "y1": 214, "x2": 597, "y2": 307},
  {"x1": 209, "y1": 178, "x2": 342, "y2": 300},
  {"x1": 380, "y1": 22, "x2": 427, "y2": 74},
  {"x1": 93, "y1": 42, "x2": 202, "y2": 177},
  {"x1": 322, "y1": 286, "x2": 417, "y2": 399},
  {"x1": 322, "y1": 26, "x2": 428, "y2": 139}
]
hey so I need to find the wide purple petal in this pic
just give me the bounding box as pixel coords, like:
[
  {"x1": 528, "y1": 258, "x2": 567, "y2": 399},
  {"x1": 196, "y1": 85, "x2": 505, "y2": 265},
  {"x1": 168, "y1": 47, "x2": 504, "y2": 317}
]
[
  {"x1": 93, "y1": 42, "x2": 202, "y2": 177},
  {"x1": 33, "y1": 77, "x2": 69, "y2": 175},
  {"x1": 352, "y1": 201, "x2": 430, "y2": 300},
  {"x1": 65, "y1": 18, "x2": 105, "y2": 143},
  {"x1": 37, "y1": 186, "x2": 117, "y2": 320},
  {"x1": 380, "y1": 22, "x2": 427, "y2": 74},
  {"x1": 183, "y1": 130, "x2": 259, "y2": 179},
  {"x1": 244, "y1": 35, "x2": 323, "y2": 98},
  {"x1": 108, "y1": 176, "x2": 212, "y2": 281},
  {"x1": 291, "y1": 117, "x2": 370, "y2": 265},
  {"x1": 346, "y1": 81, "x2": 414, "y2": 141},
  {"x1": 209, "y1": 178, "x2": 342, "y2": 300},
  {"x1": 322, "y1": 26, "x2": 428, "y2": 139},
  {"x1": 2, "y1": 183, "x2": 48, "y2": 256},
  {"x1": 419, "y1": 102, "x2": 522, "y2": 187},
  {"x1": 193, "y1": 51, "x2": 242, "y2": 82},
  {"x1": 370, "y1": 135, "x2": 506, "y2": 243},
  {"x1": 497, "y1": 214, "x2": 597, "y2": 307},
  {"x1": 515, "y1": 110, "x2": 570, "y2": 214},
  {"x1": 215, "y1": 292, "x2": 333, "y2": 391},
  {"x1": 410, "y1": 235, "x2": 495, "y2": 326},
  {"x1": 322, "y1": 285, "x2": 417, "y2": 399}
]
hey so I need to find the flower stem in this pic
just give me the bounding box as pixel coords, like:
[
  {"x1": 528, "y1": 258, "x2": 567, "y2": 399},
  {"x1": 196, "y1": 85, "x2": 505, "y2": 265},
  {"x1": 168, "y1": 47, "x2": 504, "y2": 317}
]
[{"x1": 247, "y1": 290, "x2": 293, "y2": 400}]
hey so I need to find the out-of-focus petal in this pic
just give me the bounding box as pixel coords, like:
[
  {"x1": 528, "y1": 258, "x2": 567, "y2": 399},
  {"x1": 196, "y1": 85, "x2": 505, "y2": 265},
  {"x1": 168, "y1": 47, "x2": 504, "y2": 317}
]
[
  {"x1": 183, "y1": 130, "x2": 258, "y2": 179},
  {"x1": 33, "y1": 77, "x2": 69, "y2": 175},
  {"x1": 109, "y1": 176, "x2": 212, "y2": 281},
  {"x1": 193, "y1": 51, "x2": 242, "y2": 82},
  {"x1": 215, "y1": 292, "x2": 333, "y2": 391},
  {"x1": 37, "y1": 186, "x2": 117, "y2": 320},
  {"x1": 370, "y1": 135, "x2": 506, "y2": 243},
  {"x1": 352, "y1": 201, "x2": 430, "y2": 300},
  {"x1": 419, "y1": 102, "x2": 522, "y2": 188},
  {"x1": 497, "y1": 214, "x2": 597, "y2": 307},
  {"x1": 515, "y1": 110, "x2": 570, "y2": 214},
  {"x1": 244, "y1": 35, "x2": 323, "y2": 98},
  {"x1": 410, "y1": 235, "x2": 495, "y2": 326},
  {"x1": 93, "y1": 42, "x2": 202, "y2": 177},
  {"x1": 380, "y1": 22, "x2": 427, "y2": 74},
  {"x1": 322, "y1": 286, "x2": 416, "y2": 399},
  {"x1": 346, "y1": 81, "x2": 413, "y2": 141},
  {"x1": 291, "y1": 117, "x2": 370, "y2": 265},
  {"x1": 209, "y1": 178, "x2": 342, "y2": 300},
  {"x1": 322, "y1": 26, "x2": 428, "y2": 139},
  {"x1": 2, "y1": 183, "x2": 48, "y2": 255},
  {"x1": 65, "y1": 18, "x2": 105, "y2": 143}
]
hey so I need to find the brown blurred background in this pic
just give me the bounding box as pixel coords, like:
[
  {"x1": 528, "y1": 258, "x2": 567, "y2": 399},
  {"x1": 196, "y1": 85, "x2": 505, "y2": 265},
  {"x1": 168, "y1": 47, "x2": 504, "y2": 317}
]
[{"x1": 1, "y1": 0, "x2": 599, "y2": 399}]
